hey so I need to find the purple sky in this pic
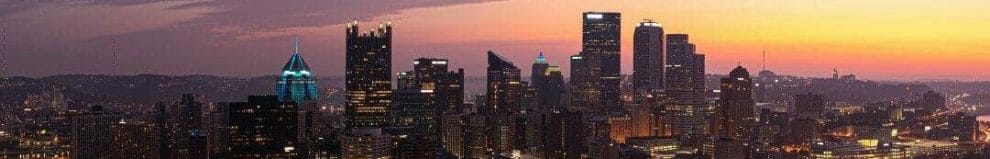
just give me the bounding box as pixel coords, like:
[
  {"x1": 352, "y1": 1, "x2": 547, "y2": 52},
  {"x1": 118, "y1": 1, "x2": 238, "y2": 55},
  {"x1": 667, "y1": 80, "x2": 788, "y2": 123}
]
[{"x1": 0, "y1": 0, "x2": 499, "y2": 78}]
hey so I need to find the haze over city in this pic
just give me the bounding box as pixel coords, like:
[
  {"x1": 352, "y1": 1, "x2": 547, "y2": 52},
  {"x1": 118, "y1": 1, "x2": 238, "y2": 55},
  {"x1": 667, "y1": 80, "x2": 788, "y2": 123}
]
[{"x1": 2, "y1": 0, "x2": 988, "y2": 80}]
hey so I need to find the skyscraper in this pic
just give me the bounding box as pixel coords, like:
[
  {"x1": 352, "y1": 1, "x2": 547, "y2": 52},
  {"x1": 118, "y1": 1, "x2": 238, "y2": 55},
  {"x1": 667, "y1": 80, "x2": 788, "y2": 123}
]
[
  {"x1": 390, "y1": 85, "x2": 439, "y2": 159},
  {"x1": 486, "y1": 51, "x2": 523, "y2": 153},
  {"x1": 413, "y1": 58, "x2": 464, "y2": 113},
  {"x1": 718, "y1": 66, "x2": 756, "y2": 142},
  {"x1": 532, "y1": 52, "x2": 565, "y2": 109},
  {"x1": 345, "y1": 20, "x2": 392, "y2": 129},
  {"x1": 633, "y1": 19, "x2": 665, "y2": 96},
  {"x1": 343, "y1": 20, "x2": 395, "y2": 159},
  {"x1": 544, "y1": 66, "x2": 565, "y2": 108},
  {"x1": 663, "y1": 34, "x2": 709, "y2": 137},
  {"x1": 569, "y1": 54, "x2": 600, "y2": 112},
  {"x1": 579, "y1": 12, "x2": 622, "y2": 113},
  {"x1": 532, "y1": 52, "x2": 550, "y2": 107},
  {"x1": 276, "y1": 37, "x2": 318, "y2": 103},
  {"x1": 485, "y1": 51, "x2": 522, "y2": 115}
]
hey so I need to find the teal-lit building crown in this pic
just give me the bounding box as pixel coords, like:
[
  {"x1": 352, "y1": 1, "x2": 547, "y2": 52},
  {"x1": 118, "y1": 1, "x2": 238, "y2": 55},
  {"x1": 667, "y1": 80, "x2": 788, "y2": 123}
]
[{"x1": 276, "y1": 37, "x2": 318, "y2": 102}]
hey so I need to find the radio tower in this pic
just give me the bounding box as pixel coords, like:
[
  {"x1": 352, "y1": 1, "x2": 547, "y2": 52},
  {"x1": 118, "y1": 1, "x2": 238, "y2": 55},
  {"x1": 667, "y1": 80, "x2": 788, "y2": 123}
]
[
  {"x1": 1, "y1": 27, "x2": 7, "y2": 78},
  {"x1": 111, "y1": 38, "x2": 117, "y2": 76}
]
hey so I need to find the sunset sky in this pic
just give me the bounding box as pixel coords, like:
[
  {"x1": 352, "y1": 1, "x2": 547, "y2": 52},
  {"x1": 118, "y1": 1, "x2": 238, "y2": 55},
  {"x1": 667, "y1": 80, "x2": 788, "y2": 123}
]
[{"x1": 2, "y1": 0, "x2": 988, "y2": 81}]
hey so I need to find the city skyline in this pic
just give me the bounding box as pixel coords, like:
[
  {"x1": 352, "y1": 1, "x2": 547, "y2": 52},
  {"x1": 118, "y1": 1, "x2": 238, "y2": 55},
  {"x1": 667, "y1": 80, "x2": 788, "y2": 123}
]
[
  {"x1": 1, "y1": 0, "x2": 988, "y2": 81},
  {"x1": 2, "y1": 2, "x2": 990, "y2": 158}
]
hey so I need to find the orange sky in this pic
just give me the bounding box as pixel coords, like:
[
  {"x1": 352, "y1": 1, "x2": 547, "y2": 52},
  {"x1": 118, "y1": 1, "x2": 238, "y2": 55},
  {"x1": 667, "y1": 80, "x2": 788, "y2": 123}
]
[{"x1": 347, "y1": 0, "x2": 990, "y2": 81}]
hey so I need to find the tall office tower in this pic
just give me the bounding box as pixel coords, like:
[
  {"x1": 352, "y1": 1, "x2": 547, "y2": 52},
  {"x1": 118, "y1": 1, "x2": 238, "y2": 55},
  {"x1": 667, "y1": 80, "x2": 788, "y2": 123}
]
[
  {"x1": 921, "y1": 91, "x2": 946, "y2": 113},
  {"x1": 569, "y1": 54, "x2": 600, "y2": 112},
  {"x1": 486, "y1": 51, "x2": 523, "y2": 115},
  {"x1": 544, "y1": 66, "x2": 566, "y2": 108},
  {"x1": 718, "y1": 66, "x2": 756, "y2": 141},
  {"x1": 486, "y1": 51, "x2": 523, "y2": 153},
  {"x1": 223, "y1": 96, "x2": 299, "y2": 158},
  {"x1": 276, "y1": 38, "x2": 318, "y2": 103},
  {"x1": 391, "y1": 71, "x2": 439, "y2": 159},
  {"x1": 632, "y1": 19, "x2": 665, "y2": 98},
  {"x1": 581, "y1": 12, "x2": 622, "y2": 113},
  {"x1": 110, "y1": 121, "x2": 159, "y2": 159},
  {"x1": 532, "y1": 52, "x2": 550, "y2": 107},
  {"x1": 345, "y1": 20, "x2": 392, "y2": 129},
  {"x1": 794, "y1": 93, "x2": 826, "y2": 118},
  {"x1": 544, "y1": 109, "x2": 585, "y2": 159},
  {"x1": 68, "y1": 106, "x2": 118, "y2": 159},
  {"x1": 663, "y1": 34, "x2": 709, "y2": 137},
  {"x1": 413, "y1": 58, "x2": 464, "y2": 113}
]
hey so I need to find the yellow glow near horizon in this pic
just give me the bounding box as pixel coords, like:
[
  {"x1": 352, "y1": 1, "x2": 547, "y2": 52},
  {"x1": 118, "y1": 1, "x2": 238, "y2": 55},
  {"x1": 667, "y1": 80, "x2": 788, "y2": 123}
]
[{"x1": 372, "y1": 0, "x2": 990, "y2": 80}]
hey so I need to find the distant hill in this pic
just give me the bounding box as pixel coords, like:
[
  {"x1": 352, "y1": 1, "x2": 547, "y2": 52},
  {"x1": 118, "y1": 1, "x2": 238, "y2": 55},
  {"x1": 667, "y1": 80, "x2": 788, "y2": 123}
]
[{"x1": 0, "y1": 74, "x2": 345, "y2": 106}]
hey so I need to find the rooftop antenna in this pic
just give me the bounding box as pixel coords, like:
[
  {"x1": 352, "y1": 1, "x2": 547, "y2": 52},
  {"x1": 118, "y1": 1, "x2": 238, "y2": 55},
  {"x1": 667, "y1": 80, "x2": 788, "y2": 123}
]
[
  {"x1": 111, "y1": 38, "x2": 118, "y2": 76},
  {"x1": 293, "y1": 35, "x2": 300, "y2": 54}
]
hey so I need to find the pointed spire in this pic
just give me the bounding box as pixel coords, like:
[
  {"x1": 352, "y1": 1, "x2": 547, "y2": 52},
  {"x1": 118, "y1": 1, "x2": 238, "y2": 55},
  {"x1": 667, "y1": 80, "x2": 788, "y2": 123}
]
[
  {"x1": 293, "y1": 36, "x2": 300, "y2": 55},
  {"x1": 283, "y1": 37, "x2": 311, "y2": 71},
  {"x1": 535, "y1": 51, "x2": 547, "y2": 64}
]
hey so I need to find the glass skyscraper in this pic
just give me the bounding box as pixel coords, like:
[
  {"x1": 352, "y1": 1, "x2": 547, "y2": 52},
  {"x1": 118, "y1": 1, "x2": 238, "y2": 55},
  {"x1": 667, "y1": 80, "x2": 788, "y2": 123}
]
[{"x1": 276, "y1": 38, "x2": 318, "y2": 103}]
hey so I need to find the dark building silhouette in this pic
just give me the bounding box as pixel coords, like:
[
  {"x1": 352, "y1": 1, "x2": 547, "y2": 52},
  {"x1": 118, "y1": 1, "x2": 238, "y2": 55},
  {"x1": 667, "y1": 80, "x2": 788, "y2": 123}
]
[
  {"x1": 663, "y1": 34, "x2": 709, "y2": 137},
  {"x1": 532, "y1": 53, "x2": 565, "y2": 109},
  {"x1": 276, "y1": 38, "x2": 318, "y2": 103},
  {"x1": 718, "y1": 66, "x2": 756, "y2": 141},
  {"x1": 532, "y1": 53, "x2": 550, "y2": 108},
  {"x1": 633, "y1": 19, "x2": 665, "y2": 98},
  {"x1": 220, "y1": 96, "x2": 299, "y2": 158},
  {"x1": 68, "y1": 106, "x2": 117, "y2": 159},
  {"x1": 345, "y1": 20, "x2": 392, "y2": 129},
  {"x1": 543, "y1": 66, "x2": 565, "y2": 108}
]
